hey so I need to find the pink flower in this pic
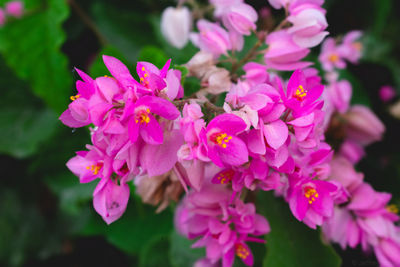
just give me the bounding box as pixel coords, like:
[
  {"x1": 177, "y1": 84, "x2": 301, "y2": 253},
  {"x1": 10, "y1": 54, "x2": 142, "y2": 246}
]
[
  {"x1": 279, "y1": 69, "x2": 324, "y2": 117},
  {"x1": 242, "y1": 62, "x2": 269, "y2": 86},
  {"x1": 264, "y1": 30, "x2": 312, "y2": 71},
  {"x1": 190, "y1": 20, "x2": 232, "y2": 58},
  {"x1": 161, "y1": 6, "x2": 192, "y2": 49},
  {"x1": 93, "y1": 177, "x2": 130, "y2": 224},
  {"x1": 338, "y1": 140, "x2": 365, "y2": 164},
  {"x1": 127, "y1": 95, "x2": 180, "y2": 145},
  {"x1": 201, "y1": 114, "x2": 248, "y2": 167},
  {"x1": 59, "y1": 69, "x2": 96, "y2": 128},
  {"x1": 222, "y1": 3, "x2": 258, "y2": 35},
  {"x1": 287, "y1": 4, "x2": 328, "y2": 48},
  {"x1": 344, "y1": 105, "x2": 385, "y2": 146},
  {"x1": 374, "y1": 238, "x2": 400, "y2": 267},
  {"x1": 319, "y1": 38, "x2": 346, "y2": 71},
  {"x1": 5, "y1": 1, "x2": 23, "y2": 18},
  {"x1": 338, "y1": 31, "x2": 363, "y2": 64},
  {"x1": 325, "y1": 80, "x2": 352, "y2": 113},
  {"x1": 379, "y1": 85, "x2": 396, "y2": 103},
  {"x1": 288, "y1": 176, "x2": 338, "y2": 228},
  {"x1": 328, "y1": 156, "x2": 363, "y2": 193},
  {"x1": 322, "y1": 207, "x2": 362, "y2": 249}
]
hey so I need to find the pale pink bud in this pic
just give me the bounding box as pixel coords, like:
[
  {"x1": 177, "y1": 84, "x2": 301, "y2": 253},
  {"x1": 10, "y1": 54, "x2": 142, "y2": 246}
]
[
  {"x1": 185, "y1": 51, "x2": 215, "y2": 78},
  {"x1": 222, "y1": 3, "x2": 258, "y2": 35},
  {"x1": 161, "y1": 6, "x2": 192, "y2": 49},
  {"x1": 344, "y1": 105, "x2": 385, "y2": 145},
  {"x1": 5, "y1": 1, "x2": 23, "y2": 18},
  {"x1": 287, "y1": 5, "x2": 328, "y2": 48},
  {"x1": 264, "y1": 30, "x2": 312, "y2": 70},
  {"x1": 202, "y1": 66, "x2": 231, "y2": 94},
  {"x1": 339, "y1": 140, "x2": 365, "y2": 164}
]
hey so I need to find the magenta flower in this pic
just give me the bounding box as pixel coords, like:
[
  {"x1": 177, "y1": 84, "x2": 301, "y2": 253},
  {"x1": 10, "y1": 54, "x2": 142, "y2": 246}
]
[
  {"x1": 379, "y1": 85, "x2": 396, "y2": 103},
  {"x1": 201, "y1": 114, "x2": 248, "y2": 167},
  {"x1": 5, "y1": 1, "x2": 23, "y2": 18},
  {"x1": 279, "y1": 69, "x2": 324, "y2": 117},
  {"x1": 288, "y1": 177, "x2": 338, "y2": 228},
  {"x1": 0, "y1": 8, "x2": 5, "y2": 26},
  {"x1": 93, "y1": 177, "x2": 130, "y2": 224},
  {"x1": 127, "y1": 95, "x2": 180, "y2": 144}
]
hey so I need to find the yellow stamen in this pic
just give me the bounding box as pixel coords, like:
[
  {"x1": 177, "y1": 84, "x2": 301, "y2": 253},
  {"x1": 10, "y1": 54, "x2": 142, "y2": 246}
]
[
  {"x1": 386, "y1": 204, "x2": 399, "y2": 214},
  {"x1": 216, "y1": 169, "x2": 235, "y2": 184},
  {"x1": 135, "y1": 108, "x2": 151, "y2": 124},
  {"x1": 86, "y1": 164, "x2": 101, "y2": 175},
  {"x1": 211, "y1": 132, "x2": 232, "y2": 149},
  {"x1": 235, "y1": 244, "x2": 250, "y2": 260},
  {"x1": 293, "y1": 85, "x2": 307, "y2": 101},
  {"x1": 70, "y1": 94, "x2": 81, "y2": 101},
  {"x1": 304, "y1": 187, "x2": 319, "y2": 205}
]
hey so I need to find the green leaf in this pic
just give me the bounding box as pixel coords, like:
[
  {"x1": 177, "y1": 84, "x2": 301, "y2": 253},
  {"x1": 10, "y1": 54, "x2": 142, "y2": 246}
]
[
  {"x1": 0, "y1": 60, "x2": 58, "y2": 158},
  {"x1": 169, "y1": 230, "x2": 204, "y2": 267},
  {"x1": 0, "y1": 0, "x2": 72, "y2": 113},
  {"x1": 140, "y1": 236, "x2": 172, "y2": 267},
  {"x1": 258, "y1": 192, "x2": 341, "y2": 267},
  {"x1": 81, "y1": 200, "x2": 173, "y2": 256},
  {"x1": 89, "y1": 45, "x2": 128, "y2": 77},
  {"x1": 338, "y1": 69, "x2": 370, "y2": 107},
  {"x1": 138, "y1": 46, "x2": 169, "y2": 69}
]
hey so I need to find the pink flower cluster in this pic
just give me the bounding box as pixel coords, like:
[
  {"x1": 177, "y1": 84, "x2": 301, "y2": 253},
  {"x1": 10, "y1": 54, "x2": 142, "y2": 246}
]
[
  {"x1": 60, "y1": 0, "x2": 400, "y2": 266},
  {"x1": 61, "y1": 56, "x2": 184, "y2": 224},
  {"x1": 176, "y1": 182, "x2": 269, "y2": 267},
  {"x1": 0, "y1": 1, "x2": 23, "y2": 26}
]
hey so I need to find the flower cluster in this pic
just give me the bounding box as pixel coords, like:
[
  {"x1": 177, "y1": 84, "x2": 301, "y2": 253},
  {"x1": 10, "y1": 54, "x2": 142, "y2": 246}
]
[
  {"x1": 0, "y1": 1, "x2": 23, "y2": 26},
  {"x1": 60, "y1": 0, "x2": 400, "y2": 266}
]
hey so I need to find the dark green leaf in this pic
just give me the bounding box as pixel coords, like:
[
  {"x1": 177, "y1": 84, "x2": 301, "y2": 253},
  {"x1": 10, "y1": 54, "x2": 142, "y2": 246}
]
[
  {"x1": 258, "y1": 192, "x2": 341, "y2": 267},
  {"x1": 138, "y1": 46, "x2": 169, "y2": 69},
  {"x1": 0, "y1": 0, "x2": 72, "y2": 113},
  {"x1": 169, "y1": 230, "x2": 204, "y2": 267}
]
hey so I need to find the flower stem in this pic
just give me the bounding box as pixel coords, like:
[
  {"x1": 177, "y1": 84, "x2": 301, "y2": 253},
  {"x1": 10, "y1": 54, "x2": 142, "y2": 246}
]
[{"x1": 68, "y1": 0, "x2": 108, "y2": 46}]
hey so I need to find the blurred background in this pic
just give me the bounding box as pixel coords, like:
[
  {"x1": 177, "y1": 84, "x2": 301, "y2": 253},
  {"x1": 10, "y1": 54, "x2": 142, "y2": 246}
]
[{"x1": 0, "y1": 0, "x2": 399, "y2": 266}]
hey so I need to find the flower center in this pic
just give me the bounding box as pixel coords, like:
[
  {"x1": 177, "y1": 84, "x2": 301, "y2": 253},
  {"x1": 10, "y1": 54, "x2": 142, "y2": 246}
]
[
  {"x1": 135, "y1": 108, "x2": 151, "y2": 124},
  {"x1": 210, "y1": 132, "x2": 232, "y2": 148},
  {"x1": 86, "y1": 163, "x2": 102, "y2": 175},
  {"x1": 235, "y1": 243, "x2": 250, "y2": 260},
  {"x1": 386, "y1": 204, "x2": 399, "y2": 214},
  {"x1": 352, "y1": 42, "x2": 362, "y2": 51},
  {"x1": 70, "y1": 94, "x2": 80, "y2": 101},
  {"x1": 304, "y1": 187, "x2": 319, "y2": 204},
  {"x1": 329, "y1": 53, "x2": 339, "y2": 63},
  {"x1": 216, "y1": 169, "x2": 235, "y2": 184},
  {"x1": 293, "y1": 85, "x2": 307, "y2": 101}
]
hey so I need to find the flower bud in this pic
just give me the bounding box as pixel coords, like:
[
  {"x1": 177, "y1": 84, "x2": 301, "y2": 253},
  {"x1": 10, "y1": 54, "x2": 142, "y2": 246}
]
[
  {"x1": 344, "y1": 105, "x2": 385, "y2": 145},
  {"x1": 5, "y1": 1, "x2": 23, "y2": 18},
  {"x1": 161, "y1": 6, "x2": 191, "y2": 49}
]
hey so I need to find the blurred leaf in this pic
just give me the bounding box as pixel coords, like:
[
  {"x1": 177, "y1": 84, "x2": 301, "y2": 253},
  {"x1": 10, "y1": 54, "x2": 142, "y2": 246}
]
[
  {"x1": 81, "y1": 199, "x2": 173, "y2": 256},
  {"x1": 0, "y1": 0, "x2": 72, "y2": 113},
  {"x1": 183, "y1": 76, "x2": 201, "y2": 97},
  {"x1": 91, "y1": 2, "x2": 156, "y2": 63},
  {"x1": 140, "y1": 236, "x2": 172, "y2": 267},
  {"x1": 258, "y1": 192, "x2": 341, "y2": 267},
  {"x1": 45, "y1": 172, "x2": 96, "y2": 215},
  {"x1": 89, "y1": 45, "x2": 128, "y2": 77},
  {"x1": 0, "y1": 61, "x2": 58, "y2": 158},
  {"x1": 169, "y1": 230, "x2": 204, "y2": 267},
  {"x1": 138, "y1": 46, "x2": 169, "y2": 69}
]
